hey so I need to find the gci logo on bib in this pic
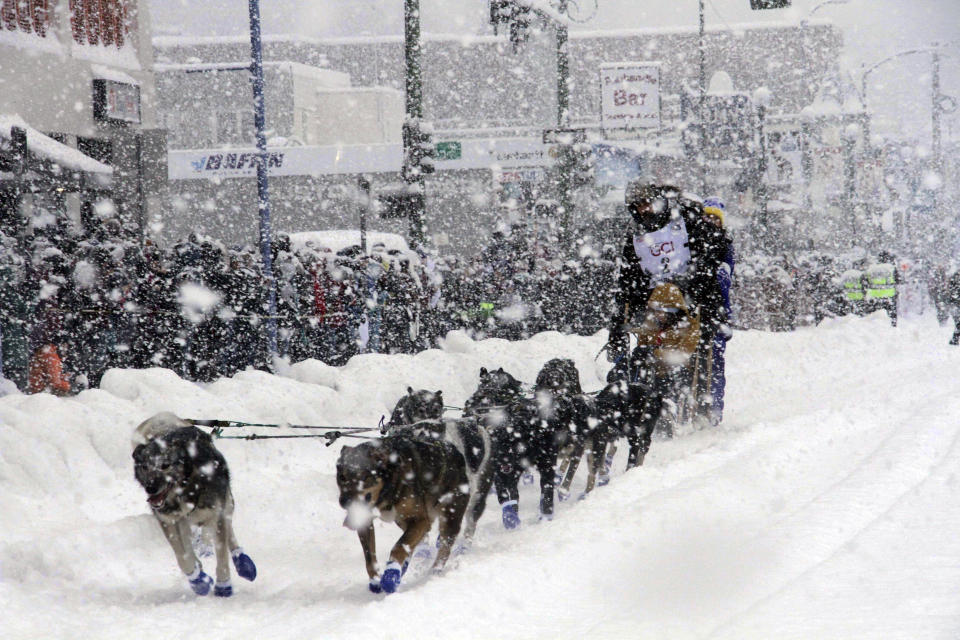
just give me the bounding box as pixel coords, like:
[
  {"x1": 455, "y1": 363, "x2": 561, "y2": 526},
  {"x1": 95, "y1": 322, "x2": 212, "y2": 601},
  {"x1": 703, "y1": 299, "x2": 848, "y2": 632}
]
[{"x1": 633, "y1": 218, "x2": 691, "y2": 285}]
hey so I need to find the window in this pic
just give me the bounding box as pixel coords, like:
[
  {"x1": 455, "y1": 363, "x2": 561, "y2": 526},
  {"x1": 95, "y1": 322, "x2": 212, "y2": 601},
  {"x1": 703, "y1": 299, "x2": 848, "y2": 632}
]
[
  {"x1": 2, "y1": 0, "x2": 49, "y2": 37},
  {"x1": 68, "y1": 0, "x2": 132, "y2": 48}
]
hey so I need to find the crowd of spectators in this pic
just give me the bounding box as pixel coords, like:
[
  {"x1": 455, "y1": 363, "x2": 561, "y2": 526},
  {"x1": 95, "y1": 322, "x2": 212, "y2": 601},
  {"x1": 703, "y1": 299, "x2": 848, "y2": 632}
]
[{"x1": 0, "y1": 221, "x2": 618, "y2": 395}]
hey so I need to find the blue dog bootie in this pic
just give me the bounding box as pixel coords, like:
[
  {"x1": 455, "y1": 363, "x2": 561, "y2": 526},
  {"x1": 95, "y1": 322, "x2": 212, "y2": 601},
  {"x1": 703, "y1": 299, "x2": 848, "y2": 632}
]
[
  {"x1": 214, "y1": 580, "x2": 233, "y2": 597},
  {"x1": 413, "y1": 539, "x2": 434, "y2": 561},
  {"x1": 598, "y1": 453, "x2": 614, "y2": 486},
  {"x1": 231, "y1": 548, "x2": 257, "y2": 582},
  {"x1": 501, "y1": 500, "x2": 520, "y2": 530},
  {"x1": 368, "y1": 576, "x2": 383, "y2": 593},
  {"x1": 521, "y1": 470, "x2": 535, "y2": 485},
  {"x1": 380, "y1": 561, "x2": 404, "y2": 594},
  {"x1": 187, "y1": 565, "x2": 213, "y2": 596}
]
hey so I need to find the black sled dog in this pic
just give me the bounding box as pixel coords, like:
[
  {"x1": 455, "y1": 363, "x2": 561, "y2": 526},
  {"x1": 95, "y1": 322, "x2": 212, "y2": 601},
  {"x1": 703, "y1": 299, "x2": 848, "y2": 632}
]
[
  {"x1": 384, "y1": 388, "x2": 495, "y2": 542},
  {"x1": 336, "y1": 434, "x2": 469, "y2": 594},
  {"x1": 132, "y1": 412, "x2": 257, "y2": 597},
  {"x1": 464, "y1": 363, "x2": 593, "y2": 529}
]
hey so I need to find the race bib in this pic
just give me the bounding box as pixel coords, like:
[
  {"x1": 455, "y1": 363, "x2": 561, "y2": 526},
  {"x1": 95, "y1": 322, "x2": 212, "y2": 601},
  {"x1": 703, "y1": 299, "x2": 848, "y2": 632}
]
[{"x1": 633, "y1": 218, "x2": 691, "y2": 285}]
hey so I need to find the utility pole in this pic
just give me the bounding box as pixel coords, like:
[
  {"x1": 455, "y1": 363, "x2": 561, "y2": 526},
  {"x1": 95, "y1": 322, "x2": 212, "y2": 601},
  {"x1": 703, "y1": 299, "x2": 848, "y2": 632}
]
[
  {"x1": 698, "y1": 0, "x2": 707, "y2": 195},
  {"x1": 842, "y1": 124, "x2": 857, "y2": 244},
  {"x1": 404, "y1": 0, "x2": 426, "y2": 248},
  {"x1": 931, "y1": 49, "x2": 943, "y2": 227},
  {"x1": 358, "y1": 175, "x2": 371, "y2": 254},
  {"x1": 932, "y1": 49, "x2": 942, "y2": 173},
  {"x1": 756, "y1": 104, "x2": 768, "y2": 247},
  {"x1": 556, "y1": 0, "x2": 574, "y2": 246},
  {"x1": 247, "y1": 0, "x2": 278, "y2": 363},
  {"x1": 556, "y1": 0, "x2": 569, "y2": 126}
]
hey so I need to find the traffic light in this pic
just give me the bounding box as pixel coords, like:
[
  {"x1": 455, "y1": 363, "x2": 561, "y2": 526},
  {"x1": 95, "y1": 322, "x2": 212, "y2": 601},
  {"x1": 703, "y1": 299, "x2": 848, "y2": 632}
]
[
  {"x1": 377, "y1": 187, "x2": 425, "y2": 220},
  {"x1": 489, "y1": 0, "x2": 529, "y2": 51},
  {"x1": 554, "y1": 140, "x2": 594, "y2": 192},
  {"x1": 750, "y1": 0, "x2": 790, "y2": 8},
  {"x1": 402, "y1": 118, "x2": 435, "y2": 181},
  {"x1": 568, "y1": 142, "x2": 595, "y2": 189},
  {"x1": 489, "y1": 0, "x2": 512, "y2": 29}
]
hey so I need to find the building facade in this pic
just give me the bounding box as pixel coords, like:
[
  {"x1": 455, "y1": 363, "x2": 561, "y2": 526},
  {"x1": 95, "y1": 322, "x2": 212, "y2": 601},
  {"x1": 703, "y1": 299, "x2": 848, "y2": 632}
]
[
  {"x1": 151, "y1": 20, "x2": 843, "y2": 256},
  {"x1": 0, "y1": 0, "x2": 165, "y2": 243}
]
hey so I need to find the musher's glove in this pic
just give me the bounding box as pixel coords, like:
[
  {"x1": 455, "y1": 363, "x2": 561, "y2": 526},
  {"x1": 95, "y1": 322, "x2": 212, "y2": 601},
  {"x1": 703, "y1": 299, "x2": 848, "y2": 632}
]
[{"x1": 718, "y1": 322, "x2": 733, "y2": 341}]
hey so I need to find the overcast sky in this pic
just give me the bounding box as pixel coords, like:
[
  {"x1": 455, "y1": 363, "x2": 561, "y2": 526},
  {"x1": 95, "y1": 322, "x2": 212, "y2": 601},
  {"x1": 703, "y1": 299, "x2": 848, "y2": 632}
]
[{"x1": 150, "y1": 0, "x2": 960, "y2": 144}]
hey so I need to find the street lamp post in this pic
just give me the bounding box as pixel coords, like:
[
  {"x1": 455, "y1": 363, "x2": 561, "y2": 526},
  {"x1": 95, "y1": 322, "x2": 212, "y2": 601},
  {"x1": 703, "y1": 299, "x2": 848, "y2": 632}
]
[
  {"x1": 841, "y1": 122, "x2": 859, "y2": 243},
  {"x1": 753, "y1": 87, "x2": 772, "y2": 251},
  {"x1": 860, "y1": 44, "x2": 956, "y2": 242},
  {"x1": 246, "y1": 0, "x2": 279, "y2": 363}
]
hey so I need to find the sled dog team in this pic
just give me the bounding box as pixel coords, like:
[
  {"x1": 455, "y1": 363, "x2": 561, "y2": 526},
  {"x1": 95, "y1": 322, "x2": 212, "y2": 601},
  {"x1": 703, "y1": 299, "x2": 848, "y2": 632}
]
[{"x1": 132, "y1": 358, "x2": 662, "y2": 597}]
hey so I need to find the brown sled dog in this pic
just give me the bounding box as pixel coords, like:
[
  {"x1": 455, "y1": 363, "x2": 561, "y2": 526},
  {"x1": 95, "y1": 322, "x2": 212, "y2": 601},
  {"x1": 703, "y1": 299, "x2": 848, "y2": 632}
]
[{"x1": 336, "y1": 434, "x2": 469, "y2": 594}]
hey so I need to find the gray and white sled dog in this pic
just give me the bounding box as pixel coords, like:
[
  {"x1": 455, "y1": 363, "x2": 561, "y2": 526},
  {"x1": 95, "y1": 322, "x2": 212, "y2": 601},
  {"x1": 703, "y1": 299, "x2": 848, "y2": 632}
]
[{"x1": 132, "y1": 412, "x2": 257, "y2": 597}]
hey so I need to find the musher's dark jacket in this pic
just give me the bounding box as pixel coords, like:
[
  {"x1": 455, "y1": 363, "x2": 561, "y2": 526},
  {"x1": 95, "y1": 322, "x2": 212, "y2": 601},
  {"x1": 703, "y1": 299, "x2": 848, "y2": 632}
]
[{"x1": 609, "y1": 197, "x2": 730, "y2": 343}]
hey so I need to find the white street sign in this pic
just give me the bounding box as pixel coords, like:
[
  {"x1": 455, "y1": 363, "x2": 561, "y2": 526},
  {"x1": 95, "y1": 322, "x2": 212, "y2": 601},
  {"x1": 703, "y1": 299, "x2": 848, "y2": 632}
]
[{"x1": 599, "y1": 62, "x2": 661, "y2": 131}]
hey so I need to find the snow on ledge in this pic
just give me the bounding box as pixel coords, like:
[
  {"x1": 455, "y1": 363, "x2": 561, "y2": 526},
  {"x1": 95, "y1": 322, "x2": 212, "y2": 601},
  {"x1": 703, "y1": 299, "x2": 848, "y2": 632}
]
[
  {"x1": 0, "y1": 114, "x2": 113, "y2": 175},
  {"x1": 90, "y1": 64, "x2": 140, "y2": 86}
]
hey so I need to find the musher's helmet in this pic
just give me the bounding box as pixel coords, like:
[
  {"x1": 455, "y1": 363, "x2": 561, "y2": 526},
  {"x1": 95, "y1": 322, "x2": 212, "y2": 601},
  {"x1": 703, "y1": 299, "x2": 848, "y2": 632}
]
[{"x1": 625, "y1": 180, "x2": 681, "y2": 233}]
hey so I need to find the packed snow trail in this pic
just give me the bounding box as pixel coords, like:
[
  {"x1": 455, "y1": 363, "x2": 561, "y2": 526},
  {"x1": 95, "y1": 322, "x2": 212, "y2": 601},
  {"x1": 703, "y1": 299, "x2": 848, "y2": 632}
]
[{"x1": 1, "y1": 314, "x2": 959, "y2": 639}]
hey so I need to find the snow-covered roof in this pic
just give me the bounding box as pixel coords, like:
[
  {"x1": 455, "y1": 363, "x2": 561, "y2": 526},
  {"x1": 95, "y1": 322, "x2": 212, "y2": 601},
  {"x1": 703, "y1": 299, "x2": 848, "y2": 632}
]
[
  {"x1": 153, "y1": 20, "x2": 831, "y2": 50},
  {"x1": 0, "y1": 115, "x2": 113, "y2": 176}
]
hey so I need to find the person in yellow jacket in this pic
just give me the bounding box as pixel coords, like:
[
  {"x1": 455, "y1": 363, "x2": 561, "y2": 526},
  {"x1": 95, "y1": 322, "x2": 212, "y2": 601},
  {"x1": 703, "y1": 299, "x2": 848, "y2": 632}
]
[
  {"x1": 864, "y1": 254, "x2": 898, "y2": 326},
  {"x1": 840, "y1": 268, "x2": 866, "y2": 316}
]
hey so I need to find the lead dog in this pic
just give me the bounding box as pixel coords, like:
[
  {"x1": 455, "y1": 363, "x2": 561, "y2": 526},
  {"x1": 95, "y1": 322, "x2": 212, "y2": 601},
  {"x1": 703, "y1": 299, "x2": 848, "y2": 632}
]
[
  {"x1": 385, "y1": 388, "x2": 495, "y2": 542},
  {"x1": 337, "y1": 434, "x2": 469, "y2": 594},
  {"x1": 132, "y1": 412, "x2": 256, "y2": 597}
]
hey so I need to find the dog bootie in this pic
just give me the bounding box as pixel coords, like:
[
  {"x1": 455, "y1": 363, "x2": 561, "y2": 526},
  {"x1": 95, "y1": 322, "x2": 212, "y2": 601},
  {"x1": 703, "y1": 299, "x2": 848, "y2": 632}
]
[
  {"x1": 557, "y1": 487, "x2": 571, "y2": 502},
  {"x1": 232, "y1": 548, "x2": 257, "y2": 582},
  {"x1": 413, "y1": 540, "x2": 433, "y2": 561},
  {"x1": 380, "y1": 561, "x2": 404, "y2": 594},
  {"x1": 598, "y1": 453, "x2": 614, "y2": 486},
  {"x1": 521, "y1": 470, "x2": 535, "y2": 485},
  {"x1": 214, "y1": 581, "x2": 233, "y2": 598},
  {"x1": 187, "y1": 566, "x2": 213, "y2": 596},
  {"x1": 368, "y1": 577, "x2": 383, "y2": 594},
  {"x1": 538, "y1": 510, "x2": 554, "y2": 523},
  {"x1": 501, "y1": 500, "x2": 520, "y2": 530}
]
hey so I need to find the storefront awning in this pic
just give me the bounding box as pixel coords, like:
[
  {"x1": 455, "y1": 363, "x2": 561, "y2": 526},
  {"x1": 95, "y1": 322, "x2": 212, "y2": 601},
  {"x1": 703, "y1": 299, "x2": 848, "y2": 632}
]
[{"x1": 0, "y1": 114, "x2": 113, "y2": 177}]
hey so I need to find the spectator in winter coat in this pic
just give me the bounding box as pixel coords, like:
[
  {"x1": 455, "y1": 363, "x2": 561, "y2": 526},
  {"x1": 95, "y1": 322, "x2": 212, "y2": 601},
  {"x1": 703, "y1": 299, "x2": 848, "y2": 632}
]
[
  {"x1": 0, "y1": 234, "x2": 32, "y2": 389},
  {"x1": 947, "y1": 268, "x2": 960, "y2": 346},
  {"x1": 28, "y1": 343, "x2": 71, "y2": 396},
  {"x1": 28, "y1": 295, "x2": 71, "y2": 396}
]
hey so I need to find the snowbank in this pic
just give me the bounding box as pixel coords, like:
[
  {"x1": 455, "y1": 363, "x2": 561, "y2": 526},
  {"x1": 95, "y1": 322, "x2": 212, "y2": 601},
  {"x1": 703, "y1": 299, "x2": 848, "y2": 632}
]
[{"x1": 2, "y1": 317, "x2": 960, "y2": 639}]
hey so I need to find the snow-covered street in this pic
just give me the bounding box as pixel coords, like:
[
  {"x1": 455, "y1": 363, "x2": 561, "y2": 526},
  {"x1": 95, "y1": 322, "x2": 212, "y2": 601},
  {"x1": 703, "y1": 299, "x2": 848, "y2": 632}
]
[{"x1": 2, "y1": 314, "x2": 959, "y2": 639}]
